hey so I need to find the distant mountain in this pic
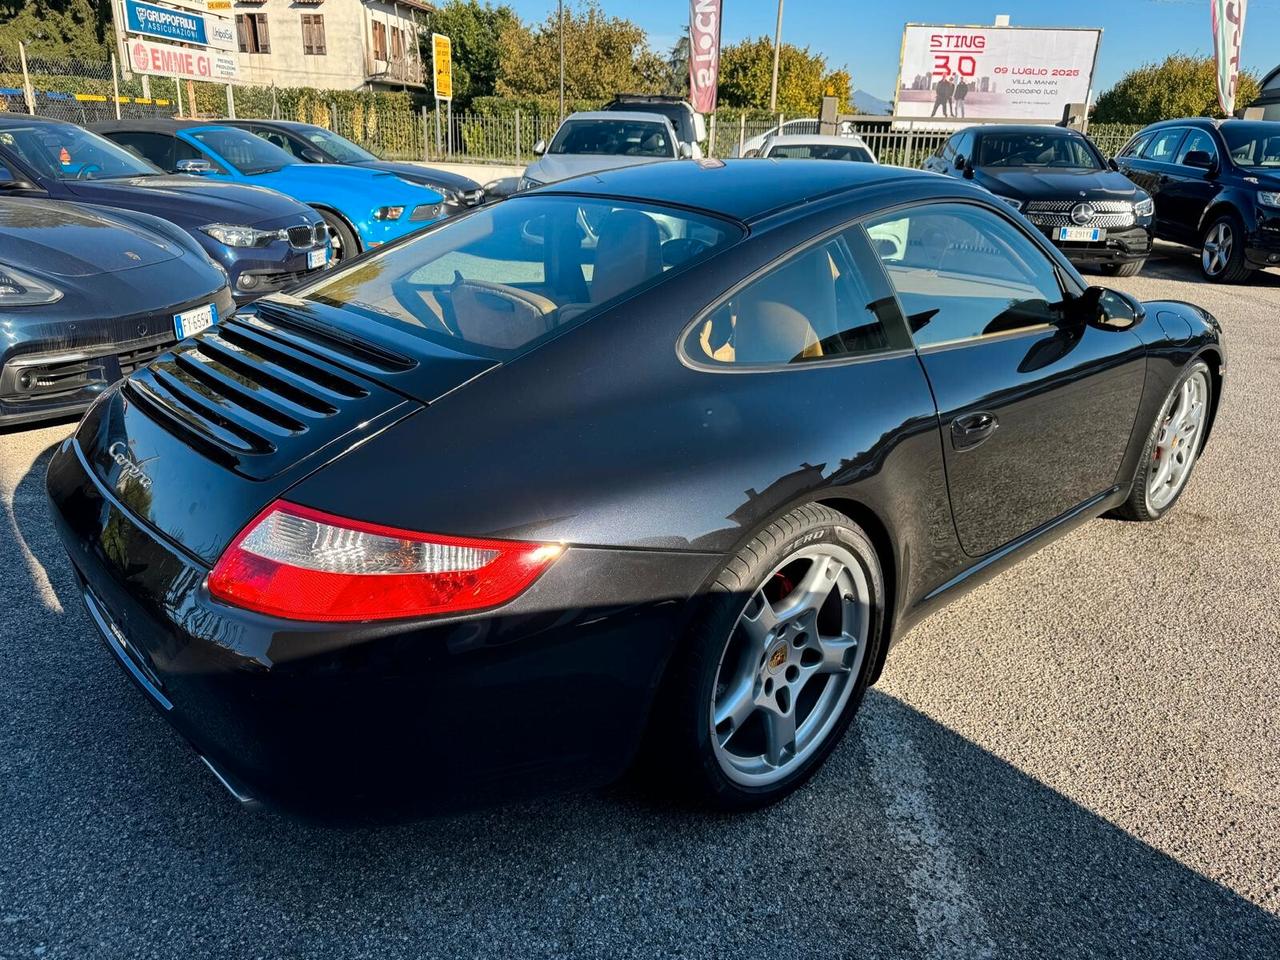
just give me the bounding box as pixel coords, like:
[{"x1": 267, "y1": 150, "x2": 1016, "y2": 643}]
[{"x1": 852, "y1": 89, "x2": 892, "y2": 115}]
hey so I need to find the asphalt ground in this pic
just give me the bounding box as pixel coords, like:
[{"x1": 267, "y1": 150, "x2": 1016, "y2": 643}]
[{"x1": 1, "y1": 242, "x2": 1278, "y2": 959}]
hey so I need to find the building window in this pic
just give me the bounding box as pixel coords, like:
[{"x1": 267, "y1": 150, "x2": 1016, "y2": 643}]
[
  {"x1": 372, "y1": 20, "x2": 387, "y2": 61},
  {"x1": 301, "y1": 14, "x2": 326, "y2": 56},
  {"x1": 236, "y1": 13, "x2": 270, "y2": 54},
  {"x1": 391, "y1": 26, "x2": 404, "y2": 62}
]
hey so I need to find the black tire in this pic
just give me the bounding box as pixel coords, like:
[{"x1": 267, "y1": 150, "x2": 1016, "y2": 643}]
[
  {"x1": 316, "y1": 208, "x2": 359, "y2": 264},
  {"x1": 1112, "y1": 360, "x2": 1212, "y2": 522},
  {"x1": 1199, "y1": 212, "x2": 1254, "y2": 284},
  {"x1": 1101, "y1": 259, "x2": 1145, "y2": 278},
  {"x1": 647, "y1": 503, "x2": 886, "y2": 810}
]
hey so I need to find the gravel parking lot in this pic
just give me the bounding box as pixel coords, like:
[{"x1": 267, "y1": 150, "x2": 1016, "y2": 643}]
[{"x1": 2, "y1": 243, "x2": 1278, "y2": 960}]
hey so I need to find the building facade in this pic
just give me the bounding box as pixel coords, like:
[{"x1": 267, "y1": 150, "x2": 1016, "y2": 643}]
[
  {"x1": 1249, "y1": 64, "x2": 1280, "y2": 120},
  {"x1": 231, "y1": 0, "x2": 431, "y2": 93}
]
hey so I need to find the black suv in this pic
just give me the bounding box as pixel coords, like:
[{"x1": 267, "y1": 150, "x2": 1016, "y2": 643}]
[
  {"x1": 1116, "y1": 118, "x2": 1280, "y2": 283},
  {"x1": 925, "y1": 125, "x2": 1154, "y2": 276}
]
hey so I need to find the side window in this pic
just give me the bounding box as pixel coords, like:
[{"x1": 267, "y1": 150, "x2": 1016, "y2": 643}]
[
  {"x1": 108, "y1": 132, "x2": 174, "y2": 171},
  {"x1": 1120, "y1": 133, "x2": 1151, "y2": 158},
  {"x1": 686, "y1": 228, "x2": 908, "y2": 367},
  {"x1": 1141, "y1": 128, "x2": 1187, "y2": 163},
  {"x1": 1174, "y1": 129, "x2": 1218, "y2": 165},
  {"x1": 939, "y1": 135, "x2": 957, "y2": 165},
  {"x1": 253, "y1": 127, "x2": 302, "y2": 158},
  {"x1": 865, "y1": 203, "x2": 1066, "y2": 349},
  {"x1": 952, "y1": 131, "x2": 975, "y2": 167}
]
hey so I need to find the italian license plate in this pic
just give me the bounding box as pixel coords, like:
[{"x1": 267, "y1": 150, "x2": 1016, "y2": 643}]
[
  {"x1": 173, "y1": 302, "x2": 217, "y2": 340},
  {"x1": 307, "y1": 248, "x2": 327, "y2": 269},
  {"x1": 1058, "y1": 226, "x2": 1102, "y2": 242}
]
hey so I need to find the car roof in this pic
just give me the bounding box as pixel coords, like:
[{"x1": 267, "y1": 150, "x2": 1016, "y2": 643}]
[
  {"x1": 0, "y1": 113, "x2": 72, "y2": 128},
  {"x1": 561, "y1": 111, "x2": 673, "y2": 125},
  {"x1": 535, "y1": 158, "x2": 922, "y2": 223},
  {"x1": 1137, "y1": 117, "x2": 1221, "y2": 133},
  {"x1": 88, "y1": 119, "x2": 224, "y2": 134},
  {"x1": 764, "y1": 134, "x2": 868, "y2": 147},
  {"x1": 223, "y1": 119, "x2": 310, "y2": 131},
  {"x1": 970, "y1": 124, "x2": 1085, "y2": 137}
]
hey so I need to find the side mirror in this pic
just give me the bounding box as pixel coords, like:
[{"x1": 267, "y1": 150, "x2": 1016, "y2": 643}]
[
  {"x1": 954, "y1": 154, "x2": 966, "y2": 170},
  {"x1": 742, "y1": 148, "x2": 760, "y2": 158},
  {"x1": 1182, "y1": 150, "x2": 1216, "y2": 172},
  {"x1": 1075, "y1": 286, "x2": 1144, "y2": 330},
  {"x1": 299, "y1": 148, "x2": 327, "y2": 163},
  {"x1": 678, "y1": 143, "x2": 693, "y2": 159},
  {"x1": 175, "y1": 158, "x2": 212, "y2": 174},
  {"x1": 1108, "y1": 157, "x2": 1120, "y2": 171},
  {"x1": 961, "y1": 160, "x2": 975, "y2": 180},
  {"x1": 532, "y1": 139, "x2": 546, "y2": 156}
]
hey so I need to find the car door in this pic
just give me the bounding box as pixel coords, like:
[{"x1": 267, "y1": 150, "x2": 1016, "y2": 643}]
[
  {"x1": 1162, "y1": 128, "x2": 1224, "y2": 236},
  {"x1": 864, "y1": 201, "x2": 1146, "y2": 557},
  {"x1": 1132, "y1": 127, "x2": 1191, "y2": 241}
]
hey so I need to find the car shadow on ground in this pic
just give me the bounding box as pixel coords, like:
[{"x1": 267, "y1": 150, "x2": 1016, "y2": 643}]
[
  {"x1": 1131, "y1": 242, "x2": 1280, "y2": 287},
  {"x1": 3, "y1": 439, "x2": 1278, "y2": 959}
]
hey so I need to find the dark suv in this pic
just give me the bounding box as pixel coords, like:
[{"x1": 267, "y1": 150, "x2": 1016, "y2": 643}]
[
  {"x1": 925, "y1": 125, "x2": 1154, "y2": 276},
  {"x1": 1116, "y1": 118, "x2": 1280, "y2": 283}
]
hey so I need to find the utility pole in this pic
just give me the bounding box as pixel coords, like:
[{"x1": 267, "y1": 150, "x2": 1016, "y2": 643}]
[
  {"x1": 558, "y1": 0, "x2": 565, "y2": 122},
  {"x1": 769, "y1": 0, "x2": 784, "y2": 112}
]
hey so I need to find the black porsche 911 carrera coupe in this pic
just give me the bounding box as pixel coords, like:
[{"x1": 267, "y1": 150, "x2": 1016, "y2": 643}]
[
  {"x1": 0, "y1": 197, "x2": 234, "y2": 427},
  {"x1": 46, "y1": 160, "x2": 1223, "y2": 818}
]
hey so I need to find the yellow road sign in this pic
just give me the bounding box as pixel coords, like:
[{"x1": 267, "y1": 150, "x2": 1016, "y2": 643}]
[{"x1": 432, "y1": 33, "x2": 452, "y2": 101}]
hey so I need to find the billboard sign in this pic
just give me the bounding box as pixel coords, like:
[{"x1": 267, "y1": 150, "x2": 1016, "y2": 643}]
[
  {"x1": 894, "y1": 24, "x2": 1102, "y2": 120},
  {"x1": 688, "y1": 0, "x2": 722, "y2": 113},
  {"x1": 1211, "y1": 0, "x2": 1248, "y2": 116},
  {"x1": 432, "y1": 33, "x2": 453, "y2": 101},
  {"x1": 128, "y1": 36, "x2": 239, "y2": 83},
  {"x1": 124, "y1": 0, "x2": 235, "y2": 52}
]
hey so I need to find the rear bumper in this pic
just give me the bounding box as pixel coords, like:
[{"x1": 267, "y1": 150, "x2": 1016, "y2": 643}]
[{"x1": 46, "y1": 437, "x2": 716, "y2": 819}]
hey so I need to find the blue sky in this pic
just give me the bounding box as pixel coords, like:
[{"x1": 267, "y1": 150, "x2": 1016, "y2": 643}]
[{"x1": 505, "y1": 0, "x2": 1279, "y2": 100}]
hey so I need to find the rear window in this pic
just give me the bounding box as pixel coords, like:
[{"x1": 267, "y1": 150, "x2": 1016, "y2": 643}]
[
  {"x1": 766, "y1": 143, "x2": 874, "y2": 163},
  {"x1": 300, "y1": 195, "x2": 740, "y2": 358},
  {"x1": 550, "y1": 120, "x2": 674, "y2": 157}
]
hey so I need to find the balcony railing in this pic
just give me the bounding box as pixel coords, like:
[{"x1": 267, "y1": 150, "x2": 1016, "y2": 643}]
[{"x1": 364, "y1": 54, "x2": 425, "y2": 86}]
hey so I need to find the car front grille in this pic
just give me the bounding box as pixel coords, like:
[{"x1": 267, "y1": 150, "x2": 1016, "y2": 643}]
[
  {"x1": 1, "y1": 336, "x2": 174, "y2": 401},
  {"x1": 286, "y1": 223, "x2": 327, "y2": 248},
  {"x1": 460, "y1": 189, "x2": 484, "y2": 206},
  {"x1": 122, "y1": 301, "x2": 416, "y2": 479},
  {"x1": 1025, "y1": 200, "x2": 1136, "y2": 229}
]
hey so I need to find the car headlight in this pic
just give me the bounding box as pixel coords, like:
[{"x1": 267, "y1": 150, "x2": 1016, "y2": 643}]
[
  {"x1": 1259, "y1": 190, "x2": 1280, "y2": 209},
  {"x1": 1133, "y1": 195, "x2": 1155, "y2": 217},
  {"x1": 432, "y1": 186, "x2": 460, "y2": 205},
  {"x1": 995, "y1": 195, "x2": 1024, "y2": 211},
  {"x1": 201, "y1": 223, "x2": 284, "y2": 247},
  {"x1": 0, "y1": 264, "x2": 62, "y2": 306},
  {"x1": 518, "y1": 177, "x2": 544, "y2": 192},
  {"x1": 373, "y1": 205, "x2": 405, "y2": 221}
]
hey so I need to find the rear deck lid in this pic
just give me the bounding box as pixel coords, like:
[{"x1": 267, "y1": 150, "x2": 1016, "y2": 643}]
[{"x1": 78, "y1": 300, "x2": 498, "y2": 564}]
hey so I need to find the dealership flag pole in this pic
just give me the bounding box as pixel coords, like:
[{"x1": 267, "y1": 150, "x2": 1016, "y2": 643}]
[
  {"x1": 18, "y1": 42, "x2": 34, "y2": 115},
  {"x1": 769, "y1": 0, "x2": 784, "y2": 112},
  {"x1": 111, "y1": 54, "x2": 122, "y2": 119}
]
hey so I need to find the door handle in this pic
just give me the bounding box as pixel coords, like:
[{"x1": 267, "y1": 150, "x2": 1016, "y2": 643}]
[{"x1": 951, "y1": 412, "x2": 999, "y2": 450}]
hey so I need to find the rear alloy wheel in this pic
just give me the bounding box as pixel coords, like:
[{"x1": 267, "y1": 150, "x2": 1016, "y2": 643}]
[
  {"x1": 653, "y1": 504, "x2": 884, "y2": 809},
  {"x1": 1200, "y1": 213, "x2": 1254, "y2": 283},
  {"x1": 1113, "y1": 360, "x2": 1212, "y2": 521},
  {"x1": 1101, "y1": 259, "x2": 1145, "y2": 278},
  {"x1": 318, "y1": 209, "x2": 358, "y2": 265}
]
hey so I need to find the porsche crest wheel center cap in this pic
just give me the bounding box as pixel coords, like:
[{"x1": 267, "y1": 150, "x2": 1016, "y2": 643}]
[{"x1": 766, "y1": 643, "x2": 789, "y2": 673}]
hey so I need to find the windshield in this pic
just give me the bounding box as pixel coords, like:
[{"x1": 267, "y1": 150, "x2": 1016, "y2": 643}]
[
  {"x1": 549, "y1": 120, "x2": 675, "y2": 158},
  {"x1": 0, "y1": 123, "x2": 160, "y2": 181},
  {"x1": 1221, "y1": 122, "x2": 1280, "y2": 170},
  {"x1": 767, "y1": 143, "x2": 873, "y2": 162},
  {"x1": 300, "y1": 195, "x2": 740, "y2": 358},
  {"x1": 299, "y1": 125, "x2": 377, "y2": 163},
  {"x1": 977, "y1": 133, "x2": 1103, "y2": 169},
  {"x1": 190, "y1": 127, "x2": 295, "y2": 175}
]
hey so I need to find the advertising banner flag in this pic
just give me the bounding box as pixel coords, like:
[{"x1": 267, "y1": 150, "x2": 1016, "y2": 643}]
[
  {"x1": 127, "y1": 35, "x2": 239, "y2": 83},
  {"x1": 688, "y1": 0, "x2": 722, "y2": 114},
  {"x1": 1211, "y1": 0, "x2": 1248, "y2": 116},
  {"x1": 894, "y1": 24, "x2": 1101, "y2": 121}
]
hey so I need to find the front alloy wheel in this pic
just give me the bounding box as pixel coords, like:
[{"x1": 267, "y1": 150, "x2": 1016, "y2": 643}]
[{"x1": 1200, "y1": 214, "x2": 1254, "y2": 283}]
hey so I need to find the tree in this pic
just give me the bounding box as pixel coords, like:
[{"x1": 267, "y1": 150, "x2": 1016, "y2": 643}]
[
  {"x1": 0, "y1": 0, "x2": 112, "y2": 60},
  {"x1": 421, "y1": 0, "x2": 520, "y2": 105},
  {"x1": 717, "y1": 37, "x2": 851, "y2": 116},
  {"x1": 1093, "y1": 54, "x2": 1262, "y2": 124},
  {"x1": 495, "y1": 1, "x2": 664, "y2": 101}
]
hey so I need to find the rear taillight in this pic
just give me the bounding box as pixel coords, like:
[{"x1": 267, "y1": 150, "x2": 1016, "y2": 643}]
[{"x1": 208, "y1": 501, "x2": 562, "y2": 622}]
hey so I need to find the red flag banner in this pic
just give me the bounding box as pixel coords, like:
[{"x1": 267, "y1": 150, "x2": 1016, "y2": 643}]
[
  {"x1": 1211, "y1": 0, "x2": 1248, "y2": 115},
  {"x1": 689, "y1": 0, "x2": 722, "y2": 114}
]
